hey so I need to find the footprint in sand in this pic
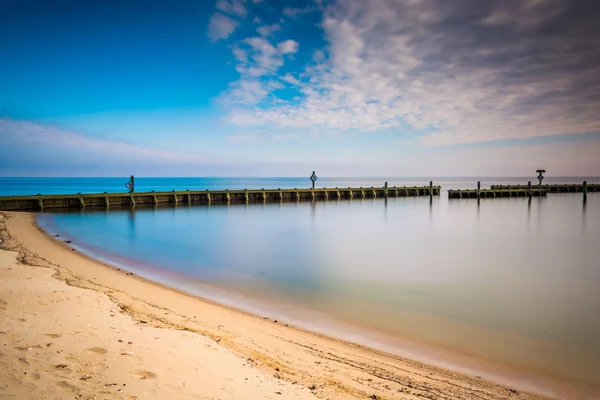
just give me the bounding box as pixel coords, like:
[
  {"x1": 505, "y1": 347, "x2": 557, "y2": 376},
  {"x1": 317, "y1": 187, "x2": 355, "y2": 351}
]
[
  {"x1": 129, "y1": 370, "x2": 157, "y2": 380},
  {"x1": 45, "y1": 333, "x2": 62, "y2": 339},
  {"x1": 18, "y1": 357, "x2": 30, "y2": 366},
  {"x1": 86, "y1": 347, "x2": 108, "y2": 355},
  {"x1": 53, "y1": 381, "x2": 78, "y2": 392},
  {"x1": 26, "y1": 372, "x2": 41, "y2": 381}
]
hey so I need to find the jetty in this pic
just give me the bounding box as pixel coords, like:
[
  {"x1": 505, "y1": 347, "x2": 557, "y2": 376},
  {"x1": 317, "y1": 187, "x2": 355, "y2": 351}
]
[
  {"x1": 449, "y1": 180, "x2": 596, "y2": 199},
  {"x1": 490, "y1": 183, "x2": 598, "y2": 193},
  {"x1": 448, "y1": 188, "x2": 547, "y2": 199},
  {"x1": 0, "y1": 184, "x2": 441, "y2": 211}
]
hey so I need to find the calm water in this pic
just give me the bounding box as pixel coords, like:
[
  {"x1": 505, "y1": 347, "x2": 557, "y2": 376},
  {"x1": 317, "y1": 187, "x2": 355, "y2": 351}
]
[{"x1": 5, "y1": 177, "x2": 599, "y2": 399}]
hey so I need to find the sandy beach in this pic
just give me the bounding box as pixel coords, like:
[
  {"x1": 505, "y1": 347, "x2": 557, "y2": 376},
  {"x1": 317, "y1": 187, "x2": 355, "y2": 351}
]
[{"x1": 0, "y1": 211, "x2": 556, "y2": 400}]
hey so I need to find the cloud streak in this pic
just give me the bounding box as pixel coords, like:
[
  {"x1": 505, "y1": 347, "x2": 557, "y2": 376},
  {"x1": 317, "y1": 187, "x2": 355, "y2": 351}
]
[
  {"x1": 208, "y1": 12, "x2": 240, "y2": 41},
  {"x1": 222, "y1": 0, "x2": 600, "y2": 145}
]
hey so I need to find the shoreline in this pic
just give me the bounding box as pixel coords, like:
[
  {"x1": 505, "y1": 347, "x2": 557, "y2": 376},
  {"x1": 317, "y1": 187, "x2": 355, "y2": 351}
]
[{"x1": 0, "y1": 211, "x2": 594, "y2": 400}]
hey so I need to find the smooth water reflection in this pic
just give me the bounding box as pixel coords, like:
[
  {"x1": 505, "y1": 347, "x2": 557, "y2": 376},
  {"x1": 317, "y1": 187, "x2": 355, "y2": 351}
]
[{"x1": 36, "y1": 180, "x2": 600, "y2": 398}]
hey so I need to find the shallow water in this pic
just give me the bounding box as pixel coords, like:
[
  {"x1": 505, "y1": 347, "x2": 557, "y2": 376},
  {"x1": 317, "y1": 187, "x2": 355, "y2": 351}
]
[{"x1": 10, "y1": 176, "x2": 598, "y2": 398}]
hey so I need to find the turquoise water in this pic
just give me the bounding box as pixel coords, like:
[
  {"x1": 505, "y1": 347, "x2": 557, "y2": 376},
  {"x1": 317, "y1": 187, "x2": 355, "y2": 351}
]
[{"x1": 5, "y1": 177, "x2": 599, "y2": 398}]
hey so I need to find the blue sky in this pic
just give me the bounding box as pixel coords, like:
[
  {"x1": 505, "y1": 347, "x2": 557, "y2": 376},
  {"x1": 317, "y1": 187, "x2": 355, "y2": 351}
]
[{"x1": 1, "y1": 0, "x2": 600, "y2": 177}]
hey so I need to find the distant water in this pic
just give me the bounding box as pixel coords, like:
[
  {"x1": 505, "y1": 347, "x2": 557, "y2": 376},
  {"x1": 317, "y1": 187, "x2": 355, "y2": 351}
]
[{"x1": 6, "y1": 177, "x2": 599, "y2": 399}]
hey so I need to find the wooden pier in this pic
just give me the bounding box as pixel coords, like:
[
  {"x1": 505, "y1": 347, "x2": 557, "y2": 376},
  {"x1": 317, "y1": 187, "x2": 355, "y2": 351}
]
[
  {"x1": 490, "y1": 183, "x2": 598, "y2": 193},
  {"x1": 0, "y1": 185, "x2": 441, "y2": 211},
  {"x1": 448, "y1": 188, "x2": 547, "y2": 199},
  {"x1": 449, "y1": 180, "x2": 597, "y2": 199}
]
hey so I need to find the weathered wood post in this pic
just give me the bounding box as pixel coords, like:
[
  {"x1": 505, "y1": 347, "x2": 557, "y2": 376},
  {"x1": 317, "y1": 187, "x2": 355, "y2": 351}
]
[
  {"x1": 583, "y1": 180, "x2": 588, "y2": 203},
  {"x1": 430, "y1": 181, "x2": 433, "y2": 197},
  {"x1": 384, "y1": 181, "x2": 388, "y2": 198},
  {"x1": 187, "y1": 190, "x2": 191, "y2": 205},
  {"x1": 527, "y1": 181, "x2": 532, "y2": 199},
  {"x1": 225, "y1": 189, "x2": 230, "y2": 203},
  {"x1": 244, "y1": 189, "x2": 249, "y2": 203},
  {"x1": 476, "y1": 181, "x2": 480, "y2": 199}
]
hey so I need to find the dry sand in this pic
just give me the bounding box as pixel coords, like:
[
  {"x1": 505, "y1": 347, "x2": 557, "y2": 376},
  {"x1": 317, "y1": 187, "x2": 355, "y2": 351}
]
[{"x1": 0, "y1": 211, "x2": 550, "y2": 400}]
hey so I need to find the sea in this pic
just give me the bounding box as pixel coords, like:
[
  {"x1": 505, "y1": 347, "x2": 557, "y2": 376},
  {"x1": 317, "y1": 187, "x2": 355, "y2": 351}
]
[{"x1": 1, "y1": 176, "x2": 599, "y2": 399}]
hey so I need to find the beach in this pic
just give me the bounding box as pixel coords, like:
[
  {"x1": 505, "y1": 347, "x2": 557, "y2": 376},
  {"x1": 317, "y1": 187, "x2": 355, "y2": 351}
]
[{"x1": 0, "y1": 211, "x2": 562, "y2": 399}]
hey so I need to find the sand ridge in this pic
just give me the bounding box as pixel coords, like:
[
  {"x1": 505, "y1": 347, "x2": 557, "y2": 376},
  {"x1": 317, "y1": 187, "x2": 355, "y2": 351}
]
[{"x1": 0, "y1": 211, "x2": 552, "y2": 399}]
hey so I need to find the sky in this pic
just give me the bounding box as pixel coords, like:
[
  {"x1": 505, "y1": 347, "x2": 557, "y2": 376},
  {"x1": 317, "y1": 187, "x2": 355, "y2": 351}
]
[{"x1": 1, "y1": 0, "x2": 600, "y2": 177}]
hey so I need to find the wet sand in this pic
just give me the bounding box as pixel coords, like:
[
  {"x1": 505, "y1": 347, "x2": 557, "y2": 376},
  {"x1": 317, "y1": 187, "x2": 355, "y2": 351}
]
[{"x1": 0, "y1": 211, "x2": 564, "y2": 399}]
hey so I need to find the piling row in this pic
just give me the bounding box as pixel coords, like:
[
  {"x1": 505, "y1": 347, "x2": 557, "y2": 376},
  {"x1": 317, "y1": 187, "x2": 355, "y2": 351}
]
[
  {"x1": 0, "y1": 185, "x2": 441, "y2": 211},
  {"x1": 490, "y1": 183, "x2": 598, "y2": 193},
  {"x1": 448, "y1": 188, "x2": 547, "y2": 199}
]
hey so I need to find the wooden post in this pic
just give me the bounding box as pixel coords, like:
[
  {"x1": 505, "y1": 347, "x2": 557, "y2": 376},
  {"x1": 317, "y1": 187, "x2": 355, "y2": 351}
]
[
  {"x1": 225, "y1": 190, "x2": 230, "y2": 203},
  {"x1": 173, "y1": 190, "x2": 178, "y2": 204},
  {"x1": 187, "y1": 190, "x2": 191, "y2": 204},
  {"x1": 206, "y1": 190, "x2": 211, "y2": 204},
  {"x1": 262, "y1": 189, "x2": 266, "y2": 202},
  {"x1": 430, "y1": 181, "x2": 433, "y2": 196},
  {"x1": 384, "y1": 182, "x2": 388, "y2": 198},
  {"x1": 105, "y1": 196, "x2": 109, "y2": 208},
  {"x1": 528, "y1": 181, "x2": 532, "y2": 199},
  {"x1": 477, "y1": 181, "x2": 480, "y2": 199},
  {"x1": 372, "y1": 187, "x2": 377, "y2": 198},
  {"x1": 583, "y1": 181, "x2": 588, "y2": 202},
  {"x1": 244, "y1": 189, "x2": 249, "y2": 203}
]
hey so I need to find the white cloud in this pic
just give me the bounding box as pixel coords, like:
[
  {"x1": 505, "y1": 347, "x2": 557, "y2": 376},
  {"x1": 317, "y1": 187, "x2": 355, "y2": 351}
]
[
  {"x1": 257, "y1": 24, "x2": 281, "y2": 37},
  {"x1": 216, "y1": 0, "x2": 247, "y2": 19},
  {"x1": 221, "y1": 0, "x2": 600, "y2": 146},
  {"x1": 280, "y1": 74, "x2": 301, "y2": 86},
  {"x1": 207, "y1": 12, "x2": 240, "y2": 41},
  {"x1": 221, "y1": 79, "x2": 270, "y2": 106},
  {"x1": 277, "y1": 39, "x2": 299, "y2": 54},
  {"x1": 0, "y1": 118, "x2": 209, "y2": 164}
]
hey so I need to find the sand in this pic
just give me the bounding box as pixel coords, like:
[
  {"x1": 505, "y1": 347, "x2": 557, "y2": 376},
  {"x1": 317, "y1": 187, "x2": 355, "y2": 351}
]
[{"x1": 0, "y1": 211, "x2": 550, "y2": 400}]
